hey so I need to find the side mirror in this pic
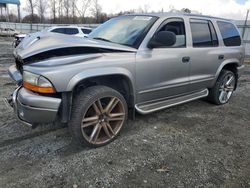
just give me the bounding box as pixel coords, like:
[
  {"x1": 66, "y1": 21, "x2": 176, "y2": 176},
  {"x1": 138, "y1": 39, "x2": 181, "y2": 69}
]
[{"x1": 148, "y1": 31, "x2": 176, "y2": 48}]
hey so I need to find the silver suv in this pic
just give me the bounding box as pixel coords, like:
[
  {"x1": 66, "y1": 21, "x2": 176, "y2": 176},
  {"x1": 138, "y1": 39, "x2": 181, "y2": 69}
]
[{"x1": 7, "y1": 13, "x2": 245, "y2": 147}]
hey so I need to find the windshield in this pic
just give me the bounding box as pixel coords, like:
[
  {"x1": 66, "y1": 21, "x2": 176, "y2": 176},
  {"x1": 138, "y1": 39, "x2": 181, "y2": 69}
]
[{"x1": 88, "y1": 15, "x2": 157, "y2": 48}]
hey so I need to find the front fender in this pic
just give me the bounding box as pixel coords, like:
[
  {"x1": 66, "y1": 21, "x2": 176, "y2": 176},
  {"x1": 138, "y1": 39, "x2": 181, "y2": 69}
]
[{"x1": 67, "y1": 67, "x2": 135, "y2": 93}]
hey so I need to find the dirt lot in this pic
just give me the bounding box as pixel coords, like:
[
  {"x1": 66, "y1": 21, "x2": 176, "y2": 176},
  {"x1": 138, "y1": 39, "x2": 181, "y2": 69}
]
[{"x1": 0, "y1": 37, "x2": 250, "y2": 188}]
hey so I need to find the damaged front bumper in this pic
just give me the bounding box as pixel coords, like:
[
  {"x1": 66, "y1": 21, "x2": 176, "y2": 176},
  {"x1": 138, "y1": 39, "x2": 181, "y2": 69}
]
[
  {"x1": 6, "y1": 87, "x2": 61, "y2": 127},
  {"x1": 6, "y1": 65, "x2": 62, "y2": 127}
]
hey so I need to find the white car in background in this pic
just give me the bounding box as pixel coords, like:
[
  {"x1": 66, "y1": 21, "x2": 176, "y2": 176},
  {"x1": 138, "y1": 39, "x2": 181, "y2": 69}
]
[
  {"x1": 14, "y1": 26, "x2": 92, "y2": 47},
  {"x1": 47, "y1": 26, "x2": 92, "y2": 37},
  {"x1": 0, "y1": 28, "x2": 20, "y2": 36}
]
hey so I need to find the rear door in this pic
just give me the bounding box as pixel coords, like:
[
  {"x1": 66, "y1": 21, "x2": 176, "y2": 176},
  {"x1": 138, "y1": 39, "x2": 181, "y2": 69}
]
[{"x1": 188, "y1": 19, "x2": 221, "y2": 92}]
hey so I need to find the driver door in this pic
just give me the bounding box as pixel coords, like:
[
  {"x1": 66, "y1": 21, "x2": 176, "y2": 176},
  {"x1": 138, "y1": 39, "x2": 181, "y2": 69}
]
[{"x1": 136, "y1": 18, "x2": 190, "y2": 104}]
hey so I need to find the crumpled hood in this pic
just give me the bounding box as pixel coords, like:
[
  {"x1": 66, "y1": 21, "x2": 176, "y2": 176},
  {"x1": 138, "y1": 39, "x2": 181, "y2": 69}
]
[{"x1": 14, "y1": 33, "x2": 137, "y2": 61}]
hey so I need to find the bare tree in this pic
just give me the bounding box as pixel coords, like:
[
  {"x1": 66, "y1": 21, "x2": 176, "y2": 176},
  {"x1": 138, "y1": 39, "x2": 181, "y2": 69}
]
[
  {"x1": 181, "y1": 8, "x2": 191, "y2": 14},
  {"x1": 143, "y1": 4, "x2": 150, "y2": 13},
  {"x1": 71, "y1": 0, "x2": 77, "y2": 23},
  {"x1": 50, "y1": 0, "x2": 57, "y2": 23},
  {"x1": 64, "y1": 0, "x2": 70, "y2": 22},
  {"x1": 25, "y1": 0, "x2": 36, "y2": 23},
  {"x1": 76, "y1": 0, "x2": 92, "y2": 23},
  {"x1": 91, "y1": 0, "x2": 102, "y2": 23},
  {"x1": 58, "y1": 0, "x2": 63, "y2": 23},
  {"x1": 37, "y1": 0, "x2": 47, "y2": 23}
]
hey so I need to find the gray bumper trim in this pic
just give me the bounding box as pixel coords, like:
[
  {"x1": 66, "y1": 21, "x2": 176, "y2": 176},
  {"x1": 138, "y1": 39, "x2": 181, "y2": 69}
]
[
  {"x1": 17, "y1": 98, "x2": 59, "y2": 124},
  {"x1": 12, "y1": 87, "x2": 61, "y2": 124},
  {"x1": 18, "y1": 88, "x2": 61, "y2": 109}
]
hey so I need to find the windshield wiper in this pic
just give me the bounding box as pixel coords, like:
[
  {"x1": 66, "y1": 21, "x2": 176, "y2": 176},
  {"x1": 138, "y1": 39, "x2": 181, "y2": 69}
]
[{"x1": 93, "y1": 37, "x2": 112, "y2": 43}]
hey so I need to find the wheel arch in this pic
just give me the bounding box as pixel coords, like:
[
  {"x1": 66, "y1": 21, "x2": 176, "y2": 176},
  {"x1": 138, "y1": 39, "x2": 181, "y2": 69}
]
[
  {"x1": 212, "y1": 59, "x2": 240, "y2": 87},
  {"x1": 68, "y1": 68, "x2": 136, "y2": 109}
]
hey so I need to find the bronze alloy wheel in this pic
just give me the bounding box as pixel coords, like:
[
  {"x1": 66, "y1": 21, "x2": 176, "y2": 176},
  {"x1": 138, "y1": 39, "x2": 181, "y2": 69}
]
[{"x1": 81, "y1": 96, "x2": 126, "y2": 145}]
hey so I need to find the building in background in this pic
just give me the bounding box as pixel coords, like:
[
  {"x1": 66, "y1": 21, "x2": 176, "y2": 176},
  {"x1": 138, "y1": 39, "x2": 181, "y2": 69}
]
[{"x1": 0, "y1": 0, "x2": 20, "y2": 22}]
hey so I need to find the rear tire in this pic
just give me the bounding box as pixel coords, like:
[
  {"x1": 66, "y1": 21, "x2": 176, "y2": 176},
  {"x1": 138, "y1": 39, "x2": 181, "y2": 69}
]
[
  {"x1": 69, "y1": 86, "x2": 128, "y2": 147},
  {"x1": 208, "y1": 70, "x2": 236, "y2": 105}
]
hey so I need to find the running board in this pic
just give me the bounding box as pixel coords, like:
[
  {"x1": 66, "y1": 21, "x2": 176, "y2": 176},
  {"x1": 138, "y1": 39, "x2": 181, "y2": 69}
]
[{"x1": 135, "y1": 89, "x2": 209, "y2": 114}]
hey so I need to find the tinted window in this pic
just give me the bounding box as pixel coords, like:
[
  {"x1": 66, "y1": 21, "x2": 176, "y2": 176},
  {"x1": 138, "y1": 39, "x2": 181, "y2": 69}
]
[
  {"x1": 65, "y1": 28, "x2": 79, "y2": 35},
  {"x1": 51, "y1": 28, "x2": 65, "y2": 34},
  {"x1": 81, "y1": 29, "x2": 92, "y2": 34},
  {"x1": 217, "y1": 21, "x2": 241, "y2": 46},
  {"x1": 158, "y1": 20, "x2": 186, "y2": 47},
  {"x1": 190, "y1": 20, "x2": 218, "y2": 47}
]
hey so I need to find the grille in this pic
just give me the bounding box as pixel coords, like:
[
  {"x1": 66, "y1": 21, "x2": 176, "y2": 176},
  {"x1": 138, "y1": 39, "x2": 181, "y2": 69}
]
[{"x1": 15, "y1": 58, "x2": 23, "y2": 73}]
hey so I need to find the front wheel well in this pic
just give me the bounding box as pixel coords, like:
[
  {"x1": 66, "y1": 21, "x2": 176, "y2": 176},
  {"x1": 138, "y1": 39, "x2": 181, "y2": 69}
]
[{"x1": 73, "y1": 75, "x2": 135, "y2": 118}]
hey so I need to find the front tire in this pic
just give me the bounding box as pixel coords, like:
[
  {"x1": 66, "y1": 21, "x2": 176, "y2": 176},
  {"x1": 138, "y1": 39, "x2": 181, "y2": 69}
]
[
  {"x1": 208, "y1": 70, "x2": 236, "y2": 105},
  {"x1": 69, "y1": 86, "x2": 128, "y2": 147}
]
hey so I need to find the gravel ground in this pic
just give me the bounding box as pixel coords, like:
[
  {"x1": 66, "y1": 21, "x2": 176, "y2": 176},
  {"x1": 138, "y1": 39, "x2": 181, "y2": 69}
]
[{"x1": 0, "y1": 37, "x2": 250, "y2": 188}]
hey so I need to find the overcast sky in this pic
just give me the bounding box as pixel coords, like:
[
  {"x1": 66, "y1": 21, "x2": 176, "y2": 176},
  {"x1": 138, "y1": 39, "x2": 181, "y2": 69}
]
[{"x1": 10, "y1": 0, "x2": 250, "y2": 20}]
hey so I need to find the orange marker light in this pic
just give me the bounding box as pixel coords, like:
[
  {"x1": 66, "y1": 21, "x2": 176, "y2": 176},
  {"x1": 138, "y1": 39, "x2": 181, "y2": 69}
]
[{"x1": 23, "y1": 81, "x2": 56, "y2": 94}]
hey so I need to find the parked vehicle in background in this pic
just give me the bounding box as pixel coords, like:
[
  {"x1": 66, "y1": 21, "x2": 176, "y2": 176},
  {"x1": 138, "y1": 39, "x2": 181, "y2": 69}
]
[
  {"x1": 13, "y1": 26, "x2": 92, "y2": 47},
  {"x1": 7, "y1": 13, "x2": 244, "y2": 148},
  {"x1": 0, "y1": 28, "x2": 20, "y2": 37},
  {"x1": 48, "y1": 26, "x2": 92, "y2": 37}
]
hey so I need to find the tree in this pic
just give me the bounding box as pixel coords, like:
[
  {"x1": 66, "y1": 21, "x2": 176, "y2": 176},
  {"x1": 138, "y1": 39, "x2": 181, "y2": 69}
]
[
  {"x1": 70, "y1": 0, "x2": 77, "y2": 23},
  {"x1": 25, "y1": 0, "x2": 37, "y2": 24},
  {"x1": 22, "y1": 14, "x2": 40, "y2": 23},
  {"x1": 76, "y1": 0, "x2": 92, "y2": 23},
  {"x1": 64, "y1": 0, "x2": 70, "y2": 22},
  {"x1": 37, "y1": 0, "x2": 47, "y2": 23},
  {"x1": 58, "y1": 0, "x2": 63, "y2": 23},
  {"x1": 50, "y1": 0, "x2": 57, "y2": 23},
  {"x1": 181, "y1": 8, "x2": 191, "y2": 14},
  {"x1": 91, "y1": 0, "x2": 102, "y2": 23}
]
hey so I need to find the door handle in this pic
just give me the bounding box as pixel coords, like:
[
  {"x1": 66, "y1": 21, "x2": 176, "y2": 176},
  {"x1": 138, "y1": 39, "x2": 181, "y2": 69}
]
[
  {"x1": 182, "y1": 56, "x2": 190, "y2": 63},
  {"x1": 218, "y1": 55, "x2": 224, "y2": 60}
]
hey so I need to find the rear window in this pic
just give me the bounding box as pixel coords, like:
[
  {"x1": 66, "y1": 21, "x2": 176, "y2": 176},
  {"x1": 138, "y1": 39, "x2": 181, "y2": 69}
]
[
  {"x1": 217, "y1": 21, "x2": 241, "y2": 46},
  {"x1": 81, "y1": 29, "x2": 92, "y2": 34},
  {"x1": 190, "y1": 19, "x2": 218, "y2": 47}
]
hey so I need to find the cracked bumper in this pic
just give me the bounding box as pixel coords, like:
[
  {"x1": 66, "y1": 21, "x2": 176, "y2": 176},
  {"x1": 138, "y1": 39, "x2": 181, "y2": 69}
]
[{"x1": 10, "y1": 87, "x2": 61, "y2": 126}]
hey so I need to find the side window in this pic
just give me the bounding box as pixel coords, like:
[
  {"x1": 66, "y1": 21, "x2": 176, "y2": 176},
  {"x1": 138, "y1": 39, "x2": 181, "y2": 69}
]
[
  {"x1": 51, "y1": 28, "x2": 65, "y2": 34},
  {"x1": 81, "y1": 29, "x2": 92, "y2": 34},
  {"x1": 217, "y1": 21, "x2": 241, "y2": 46},
  {"x1": 158, "y1": 20, "x2": 186, "y2": 48},
  {"x1": 190, "y1": 19, "x2": 218, "y2": 47},
  {"x1": 65, "y1": 28, "x2": 79, "y2": 35}
]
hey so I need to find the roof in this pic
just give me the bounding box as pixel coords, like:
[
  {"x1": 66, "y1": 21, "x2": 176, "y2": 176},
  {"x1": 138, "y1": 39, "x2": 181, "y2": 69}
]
[
  {"x1": 126, "y1": 12, "x2": 231, "y2": 21},
  {"x1": 0, "y1": 0, "x2": 20, "y2": 5}
]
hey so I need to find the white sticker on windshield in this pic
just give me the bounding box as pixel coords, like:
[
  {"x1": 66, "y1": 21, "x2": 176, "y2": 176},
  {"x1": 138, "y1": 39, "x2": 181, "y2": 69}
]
[{"x1": 133, "y1": 16, "x2": 152, "y2": 21}]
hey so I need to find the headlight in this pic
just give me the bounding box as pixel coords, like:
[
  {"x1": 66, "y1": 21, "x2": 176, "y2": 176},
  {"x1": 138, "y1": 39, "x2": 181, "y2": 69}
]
[{"x1": 23, "y1": 71, "x2": 56, "y2": 93}]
